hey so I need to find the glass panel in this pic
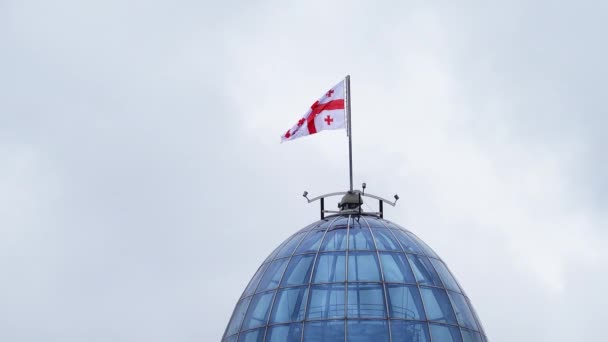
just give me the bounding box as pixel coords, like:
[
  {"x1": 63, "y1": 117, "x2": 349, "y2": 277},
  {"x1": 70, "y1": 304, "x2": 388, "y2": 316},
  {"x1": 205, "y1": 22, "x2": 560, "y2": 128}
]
[
  {"x1": 347, "y1": 320, "x2": 390, "y2": 342},
  {"x1": 348, "y1": 220, "x2": 375, "y2": 250},
  {"x1": 420, "y1": 287, "x2": 458, "y2": 325},
  {"x1": 347, "y1": 283, "x2": 387, "y2": 318},
  {"x1": 223, "y1": 335, "x2": 238, "y2": 342},
  {"x1": 242, "y1": 263, "x2": 269, "y2": 298},
  {"x1": 390, "y1": 228, "x2": 425, "y2": 254},
  {"x1": 390, "y1": 320, "x2": 430, "y2": 342},
  {"x1": 225, "y1": 297, "x2": 251, "y2": 337},
  {"x1": 449, "y1": 292, "x2": 479, "y2": 330},
  {"x1": 295, "y1": 229, "x2": 325, "y2": 254},
  {"x1": 364, "y1": 217, "x2": 387, "y2": 229},
  {"x1": 281, "y1": 254, "x2": 315, "y2": 286},
  {"x1": 276, "y1": 232, "x2": 307, "y2": 258},
  {"x1": 303, "y1": 320, "x2": 345, "y2": 342},
  {"x1": 266, "y1": 323, "x2": 303, "y2": 342},
  {"x1": 468, "y1": 297, "x2": 486, "y2": 336},
  {"x1": 331, "y1": 216, "x2": 351, "y2": 227},
  {"x1": 379, "y1": 252, "x2": 416, "y2": 283},
  {"x1": 385, "y1": 221, "x2": 411, "y2": 233},
  {"x1": 257, "y1": 258, "x2": 289, "y2": 292},
  {"x1": 429, "y1": 324, "x2": 463, "y2": 342},
  {"x1": 320, "y1": 227, "x2": 348, "y2": 251},
  {"x1": 301, "y1": 219, "x2": 324, "y2": 232},
  {"x1": 237, "y1": 327, "x2": 264, "y2": 342},
  {"x1": 370, "y1": 228, "x2": 402, "y2": 251},
  {"x1": 241, "y1": 291, "x2": 274, "y2": 330},
  {"x1": 386, "y1": 284, "x2": 426, "y2": 320},
  {"x1": 429, "y1": 259, "x2": 461, "y2": 292},
  {"x1": 270, "y1": 286, "x2": 308, "y2": 324},
  {"x1": 314, "y1": 218, "x2": 335, "y2": 230},
  {"x1": 313, "y1": 252, "x2": 346, "y2": 283},
  {"x1": 406, "y1": 232, "x2": 440, "y2": 259},
  {"x1": 306, "y1": 284, "x2": 345, "y2": 319},
  {"x1": 264, "y1": 239, "x2": 289, "y2": 264},
  {"x1": 297, "y1": 221, "x2": 323, "y2": 233},
  {"x1": 348, "y1": 252, "x2": 381, "y2": 282},
  {"x1": 461, "y1": 329, "x2": 483, "y2": 342},
  {"x1": 408, "y1": 254, "x2": 443, "y2": 287}
]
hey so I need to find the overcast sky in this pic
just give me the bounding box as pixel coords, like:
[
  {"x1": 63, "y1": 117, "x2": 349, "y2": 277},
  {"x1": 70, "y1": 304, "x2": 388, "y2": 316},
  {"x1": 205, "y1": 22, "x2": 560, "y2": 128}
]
[{"x1": 1, "y1": 1, "x2": 607, "y2": 341}]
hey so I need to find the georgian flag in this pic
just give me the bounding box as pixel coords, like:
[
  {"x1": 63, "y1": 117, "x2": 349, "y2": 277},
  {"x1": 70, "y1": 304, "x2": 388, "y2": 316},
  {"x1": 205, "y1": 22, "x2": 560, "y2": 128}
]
[{"x1": 281, "y1": 80, "x2": 346, "y2": 142}]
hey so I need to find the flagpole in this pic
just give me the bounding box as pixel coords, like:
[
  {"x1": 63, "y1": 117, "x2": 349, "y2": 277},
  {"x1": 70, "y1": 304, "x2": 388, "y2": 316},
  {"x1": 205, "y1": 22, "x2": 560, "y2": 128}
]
[{"x1": 345, "y1": 75, "x2": 353, "y2": 192}]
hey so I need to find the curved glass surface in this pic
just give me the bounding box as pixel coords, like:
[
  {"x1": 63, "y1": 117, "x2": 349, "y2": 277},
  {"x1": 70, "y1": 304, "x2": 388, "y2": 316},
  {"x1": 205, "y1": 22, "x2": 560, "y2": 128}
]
[{"x1": 224, "y1": 215, "x2": 487, "y2": 342}]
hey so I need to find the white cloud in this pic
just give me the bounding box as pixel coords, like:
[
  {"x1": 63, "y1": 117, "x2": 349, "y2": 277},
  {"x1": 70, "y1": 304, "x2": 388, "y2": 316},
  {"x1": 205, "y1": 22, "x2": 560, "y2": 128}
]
[{"x1": 1, "y1": 0, "x2": 606, "y2": 341}]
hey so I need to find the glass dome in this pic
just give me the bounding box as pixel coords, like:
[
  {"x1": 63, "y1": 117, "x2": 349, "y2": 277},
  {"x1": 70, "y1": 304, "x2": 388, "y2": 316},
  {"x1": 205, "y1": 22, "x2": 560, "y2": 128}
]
[{"x1": 223, "y1": 214, "x2": 487, "y2": 342}]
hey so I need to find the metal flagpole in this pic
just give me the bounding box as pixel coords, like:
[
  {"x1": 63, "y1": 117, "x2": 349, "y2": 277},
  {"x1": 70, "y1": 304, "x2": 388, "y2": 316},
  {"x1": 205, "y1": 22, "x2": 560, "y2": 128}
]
[{"x1": 345, "y1": 75, "x2": 353, "y2": 192}]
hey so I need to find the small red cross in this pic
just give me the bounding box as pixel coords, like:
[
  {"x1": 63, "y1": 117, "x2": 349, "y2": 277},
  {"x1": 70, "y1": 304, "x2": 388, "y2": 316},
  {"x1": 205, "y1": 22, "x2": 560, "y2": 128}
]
[
  {"x1": 326, "y1": 89, "x2": 334, "y2": 97},
  {"x1": 324, "y1": 115, "x2": 334, "y2": 125},
  {"x1": 297, "y1": 118, "x2": 305, "y2": 126}
]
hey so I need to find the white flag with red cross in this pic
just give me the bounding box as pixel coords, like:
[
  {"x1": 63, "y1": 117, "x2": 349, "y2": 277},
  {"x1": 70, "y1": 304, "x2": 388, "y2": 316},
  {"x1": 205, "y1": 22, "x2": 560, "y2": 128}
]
[{"x1": 281, "y1": 80, "x2": 346, "y2": 142}]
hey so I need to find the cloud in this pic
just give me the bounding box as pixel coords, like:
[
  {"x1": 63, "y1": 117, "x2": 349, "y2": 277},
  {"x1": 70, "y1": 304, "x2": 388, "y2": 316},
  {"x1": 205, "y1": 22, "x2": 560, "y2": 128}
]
[{"x1": 1, "y1": 1, "x2": 606, "y2": 341}]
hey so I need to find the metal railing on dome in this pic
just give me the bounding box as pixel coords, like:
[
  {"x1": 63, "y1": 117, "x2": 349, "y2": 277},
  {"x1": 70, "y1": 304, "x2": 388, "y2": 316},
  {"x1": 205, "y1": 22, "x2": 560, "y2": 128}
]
[{"x1": 302, "y1": 183, "x2": 399, "y2": 219}]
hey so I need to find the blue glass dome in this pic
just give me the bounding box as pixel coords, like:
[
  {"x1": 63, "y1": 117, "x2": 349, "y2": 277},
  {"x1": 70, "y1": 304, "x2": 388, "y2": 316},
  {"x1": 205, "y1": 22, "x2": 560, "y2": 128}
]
[{"x1": 223, "y1": 215, "x2": 487, "y2": 342}]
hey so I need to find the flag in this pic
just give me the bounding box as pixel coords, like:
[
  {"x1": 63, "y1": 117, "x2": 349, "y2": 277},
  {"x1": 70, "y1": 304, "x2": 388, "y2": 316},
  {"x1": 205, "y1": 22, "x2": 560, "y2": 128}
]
[{"x1": 281, "y1": 80, "x2": 346, "y2": 142}]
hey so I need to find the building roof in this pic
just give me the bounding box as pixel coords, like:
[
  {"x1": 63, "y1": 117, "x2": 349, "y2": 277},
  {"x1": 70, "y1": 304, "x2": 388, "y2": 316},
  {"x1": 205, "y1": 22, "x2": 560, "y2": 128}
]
[{"x1": 223, "y1": 214, "x2": 487, "y2": 342}]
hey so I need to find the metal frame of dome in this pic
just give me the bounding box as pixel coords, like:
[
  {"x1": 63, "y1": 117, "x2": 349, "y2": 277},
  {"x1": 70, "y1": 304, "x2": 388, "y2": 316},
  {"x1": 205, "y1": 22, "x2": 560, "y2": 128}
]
[{"x1": 222, "y1": 190, "x2": 488, "y2": 342}]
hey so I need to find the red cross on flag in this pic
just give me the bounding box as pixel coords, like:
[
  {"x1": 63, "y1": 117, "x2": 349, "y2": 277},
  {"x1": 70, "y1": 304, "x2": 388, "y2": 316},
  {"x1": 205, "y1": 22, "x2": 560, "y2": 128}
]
[{"x1": 281, "y1": 80, "x2": 346, "y2": 142}]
